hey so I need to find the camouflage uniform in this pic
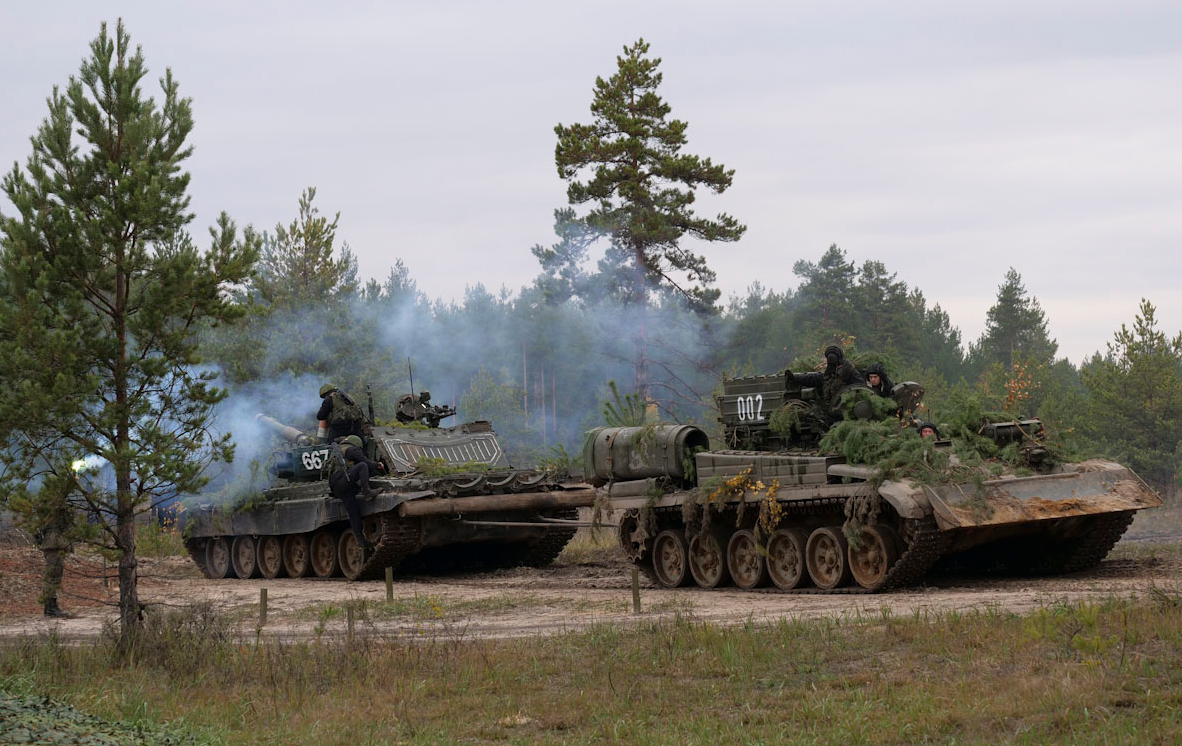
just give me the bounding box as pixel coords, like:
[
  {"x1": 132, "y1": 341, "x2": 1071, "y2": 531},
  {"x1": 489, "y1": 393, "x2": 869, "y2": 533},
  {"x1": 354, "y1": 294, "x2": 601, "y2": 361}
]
[
  {"x1": 328, "y1": 439, "x2": 383, "y2": 547},
  {"x1": 37, "y1": 498, "x2": 74, "y2": 617},
  {"x1": 317, "y1": 389, "x2": 366, "y2": 441}
]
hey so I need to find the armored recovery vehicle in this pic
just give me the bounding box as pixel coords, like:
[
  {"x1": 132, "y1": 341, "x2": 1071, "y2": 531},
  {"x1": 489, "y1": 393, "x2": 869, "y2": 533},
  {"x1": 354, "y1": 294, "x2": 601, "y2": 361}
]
[
  {"x1": 181, "y1": 413, "x2": 594, "y2": 581},
  {"x1": 590, "y1": 372, "x2": 1161, "y2": 592}
]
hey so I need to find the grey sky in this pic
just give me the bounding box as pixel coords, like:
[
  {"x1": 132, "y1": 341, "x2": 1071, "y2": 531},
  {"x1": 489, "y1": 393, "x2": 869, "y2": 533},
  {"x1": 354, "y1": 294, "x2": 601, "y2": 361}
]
[{"x1": 2, "y1": 1, "x2": 1180, "y2": 364}]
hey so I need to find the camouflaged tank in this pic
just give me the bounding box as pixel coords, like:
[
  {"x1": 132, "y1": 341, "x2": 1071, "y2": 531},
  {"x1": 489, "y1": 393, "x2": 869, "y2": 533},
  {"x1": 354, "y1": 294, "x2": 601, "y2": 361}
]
[
  {"x1": 590, "y1": 371, "x2": 1161, "y2": 592},
  {"x1": 180, "y1": 414, "x2": 594, "y2": 581}
]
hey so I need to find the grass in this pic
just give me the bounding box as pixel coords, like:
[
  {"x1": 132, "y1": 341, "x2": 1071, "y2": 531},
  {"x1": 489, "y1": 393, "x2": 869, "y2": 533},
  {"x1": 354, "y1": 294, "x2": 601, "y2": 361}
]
[
  {"x1": 135, "y1": 519, "x2": 187, "y2": 559},
  {"x1": 555, "y1": 526, "x2": 619, "y2": 566},
  {"x1": 4, "y1": 594, "x2": 1182, "y2": 745}
]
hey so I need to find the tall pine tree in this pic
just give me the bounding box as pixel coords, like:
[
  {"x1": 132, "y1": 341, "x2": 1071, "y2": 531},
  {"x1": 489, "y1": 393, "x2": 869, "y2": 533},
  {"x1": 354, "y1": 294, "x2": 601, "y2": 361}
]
[
  {"x1": 549, "y1": 38, "x2": 745, "y2": 397},
  {"x1": 971, "y1": 267, "x2": 1058, "y2": 372},
  {"x1": 0, "y1": 21, "x2": 259, "y2": 646}
]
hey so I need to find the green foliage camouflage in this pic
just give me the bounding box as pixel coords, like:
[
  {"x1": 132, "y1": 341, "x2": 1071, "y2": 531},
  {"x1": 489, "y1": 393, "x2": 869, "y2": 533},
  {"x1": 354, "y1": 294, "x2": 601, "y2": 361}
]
[
  {"x1": 0, "y1": 689, "x2": 202, "y2": 746},
  {"x1": 414, "y1": 457, "x2": 494, "y2": 476}
]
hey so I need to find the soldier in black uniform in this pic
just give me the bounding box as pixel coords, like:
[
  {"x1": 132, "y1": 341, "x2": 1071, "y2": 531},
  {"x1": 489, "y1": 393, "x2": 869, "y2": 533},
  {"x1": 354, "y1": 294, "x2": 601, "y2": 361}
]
[
  {"x1": 316, "y1": 384, "x2": 366, "y2": 441},
  {"x1": 864, "y1": 362, "x2": 895, "y2": 398},
  {"x1": 328, "y1": 434, "x2": 384, "y2": 548},
  {"x1": 785, "y1": 345, "x2": 865, "y2": 416}
]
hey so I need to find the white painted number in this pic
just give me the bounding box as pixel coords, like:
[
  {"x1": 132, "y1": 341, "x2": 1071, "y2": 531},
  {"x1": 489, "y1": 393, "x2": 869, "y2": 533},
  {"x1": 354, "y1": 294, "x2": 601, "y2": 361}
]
[
  {"x1": 736, "y1": 394, "x2": 764, "y2": 422},
  {"x1": 301, "y1": 449, "x2": 330, "y2": 471}
]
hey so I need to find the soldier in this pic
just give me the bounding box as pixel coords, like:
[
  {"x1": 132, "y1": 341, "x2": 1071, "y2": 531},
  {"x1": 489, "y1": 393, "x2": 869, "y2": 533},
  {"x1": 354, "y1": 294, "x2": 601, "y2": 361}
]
[
  {"x1": 916, "y1": 421, "x2": 941, "y2": 439},
  {"x1": 328, "y1": 434, "x2": 384, "y2": 549},
  {"x1": 36, "y1": 488, "x2": 74, "y2": 618},
  {"x1": 785, "y1": 345, "x2": 865, "y2": 420},
  {"x1": 864, "y1": 362, "x2": 895, "y2": 398},
  {"x1": 395, "y1": 390, "x2": 456, "y2": 428},
  {"x1": 316, "y1": 384, "x2": 366, "y2": 442}
]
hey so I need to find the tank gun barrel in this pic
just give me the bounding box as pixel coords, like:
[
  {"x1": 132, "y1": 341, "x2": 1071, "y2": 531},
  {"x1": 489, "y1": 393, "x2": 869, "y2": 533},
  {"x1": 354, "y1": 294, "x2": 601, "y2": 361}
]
[{"x1": 255, "y1": 414, "x2": 311, "y2": 444}]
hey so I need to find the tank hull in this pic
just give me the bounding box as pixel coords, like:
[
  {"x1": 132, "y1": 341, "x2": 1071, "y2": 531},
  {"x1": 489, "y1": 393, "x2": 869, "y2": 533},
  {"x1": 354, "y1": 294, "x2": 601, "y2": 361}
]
[
  {"x1": 180, "y1": 418, "x2": 595, "y2": 581},
  {"x1": 604, "y1": 453, "x2": 1160, "y2": 593}
]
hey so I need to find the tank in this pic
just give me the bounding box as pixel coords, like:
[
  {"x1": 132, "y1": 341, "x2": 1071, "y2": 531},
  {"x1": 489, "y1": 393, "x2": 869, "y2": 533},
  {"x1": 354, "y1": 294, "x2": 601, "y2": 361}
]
[
  {"x1": 179, "y1": 411, "x2": 594, "y2": 581},
  {"x1": 594, "y1": 371, "x2": 1162, "y2": 592}
]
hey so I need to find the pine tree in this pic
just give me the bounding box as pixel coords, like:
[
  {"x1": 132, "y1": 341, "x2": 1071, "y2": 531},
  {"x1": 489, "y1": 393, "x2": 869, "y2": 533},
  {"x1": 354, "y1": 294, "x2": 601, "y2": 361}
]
[
  {"x1": 254, "y1": 187, "x2": 358, "y2": 308},
  {"x1": 971, "y1": 267, "x2": 1058, "y2": 372},
  {"x1": 551, "y1": 38, "x2": 745, "y2": 396},
  {"x1": 1081, "y1": 299, "x2": 1182, "y2": 493},
  {"x1": 0, "y1": 21, "x2": 259, "y2": 647},
  {"x1": 791, "y1": 245, "x2": 857, "y2": 345}
]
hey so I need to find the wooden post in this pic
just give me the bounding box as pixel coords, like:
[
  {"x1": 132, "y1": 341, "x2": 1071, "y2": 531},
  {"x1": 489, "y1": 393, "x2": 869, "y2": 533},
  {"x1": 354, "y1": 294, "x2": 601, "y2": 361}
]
[
  {"x1": 385, "y1": 567, "x2": 394, "y2": 602},
  {"x1": 347, "y1": 605, "x2": 355, "y2": 641},
  {"x1": 259, "y1": 588, "x2": 268, "y2": 628},
  {"x1": 631, "y1": 567, "x2": 641, "y2": 614}
]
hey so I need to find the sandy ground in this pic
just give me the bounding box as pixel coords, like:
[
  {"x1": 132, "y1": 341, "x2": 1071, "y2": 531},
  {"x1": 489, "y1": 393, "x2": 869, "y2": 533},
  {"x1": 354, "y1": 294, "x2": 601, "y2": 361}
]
[{"x1": 3, "y1": 527, "x2": 1181, "y2": 642}]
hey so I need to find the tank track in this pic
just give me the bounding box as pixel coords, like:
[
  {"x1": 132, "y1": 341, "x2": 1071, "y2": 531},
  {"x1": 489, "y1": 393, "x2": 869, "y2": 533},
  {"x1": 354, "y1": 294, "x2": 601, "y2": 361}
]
[
  {"x1": 355, "y1": 512, "x2": 423, "y2": 581},
  {"x1": 184, "y1": 539, "x2": 212, "y2": 579},
  {"x1": 647, "y1": 496, "x2": 952, "y2": 594},
  {"x1": 1037, "y1": 510, "x2": 1135, "y2": 575},
  {"x1": 518, "y1": 508, "x2": 579, "y2": 567}
]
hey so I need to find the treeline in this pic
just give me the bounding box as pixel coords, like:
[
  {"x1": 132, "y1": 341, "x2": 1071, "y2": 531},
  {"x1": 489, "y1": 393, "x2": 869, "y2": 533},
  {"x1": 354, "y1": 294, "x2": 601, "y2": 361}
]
[{"x1": 200, "y1": 193, "x2": 1182, "y2": 497}]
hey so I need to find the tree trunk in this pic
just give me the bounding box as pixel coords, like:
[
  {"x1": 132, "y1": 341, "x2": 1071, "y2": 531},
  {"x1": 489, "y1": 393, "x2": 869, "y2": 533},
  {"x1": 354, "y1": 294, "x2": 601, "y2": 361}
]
[
  {"x1": 115, "y1": 495, "x2": 140, "y2": 653},
  {"x1": 633, "y1": 247, "x2": 649, "y2": 402}
]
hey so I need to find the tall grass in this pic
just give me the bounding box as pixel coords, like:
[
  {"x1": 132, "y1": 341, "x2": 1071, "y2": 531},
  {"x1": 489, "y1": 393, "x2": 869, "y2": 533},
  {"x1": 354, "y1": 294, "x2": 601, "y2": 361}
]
[{"x1": 3, "y1": 594, "x2": 1182, "y2": 745}]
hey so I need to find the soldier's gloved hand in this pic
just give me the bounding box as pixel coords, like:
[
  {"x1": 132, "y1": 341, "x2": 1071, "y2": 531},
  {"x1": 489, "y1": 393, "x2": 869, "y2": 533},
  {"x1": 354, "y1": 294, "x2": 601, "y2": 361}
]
[
  {"x1": 784, "y1": 369, "x2": 795, "y2": 385},
  {"x1": 376, "y1": 461, "x2": 386, "y2": 473}
]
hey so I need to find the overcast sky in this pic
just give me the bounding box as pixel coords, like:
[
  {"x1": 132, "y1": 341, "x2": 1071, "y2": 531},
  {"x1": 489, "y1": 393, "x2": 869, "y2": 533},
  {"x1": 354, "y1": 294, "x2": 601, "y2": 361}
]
[{"x1": 2, "y1": 1, "x2": 1180, "y2": 364}]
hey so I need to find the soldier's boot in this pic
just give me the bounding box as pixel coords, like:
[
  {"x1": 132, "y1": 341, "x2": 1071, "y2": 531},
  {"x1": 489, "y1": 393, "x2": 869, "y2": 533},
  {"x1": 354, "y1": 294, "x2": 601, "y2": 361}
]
[
  {"x1": 44, "y1": 597, "x2": 71, "y2": 619},
  {"x1": 359, "y1": 487, "x2": 383, "y2": 500},
  {"x1": 350, "y1": 528, "x2": 377, "y2": 555}
]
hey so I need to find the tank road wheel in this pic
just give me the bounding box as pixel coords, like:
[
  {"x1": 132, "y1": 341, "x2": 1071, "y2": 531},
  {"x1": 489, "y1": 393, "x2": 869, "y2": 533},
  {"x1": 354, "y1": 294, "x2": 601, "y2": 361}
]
[
  {"x1": 805, "y1": 527, "x2": 852, "y2": 590},
  {"x1": 848, "y1": 525, "x2": 901, "y2": 590},
  {"x1": 766, "y1": 528, "x2": 811, "y2": 590},
  {"x1": 689, "y1": 529, "x2": 733, "y2": 589},
  {"x1": 651, "y1": 529, "x2": 691, "y2": 588},
  {"x1": 310, "y1": 528, "x2": 340, "y2": 578},
  {"x1": 231, "y1": 536, "x2": 261, "y2": 579},
  {"x1": 338, "y1": 531, "x2": 368, "y2": 581},
  {"x1": 726, "y1": 529, "x2": 769, "y2": 590},
  {"x1": 257, "y1": 535, "x2": 286, "y2": 579},
  {"x1": 204, "y1": 537, "x2": 235, "y2": 579},
  {"x1": 617, "y1": 510, "x2": 649, "y2": 562},
  {"x1": 362, "y1": 515, "x2": 385, "y2": 546},
  {"x1": 282, "y1": 534, "x2": 312, "y2": 578}
]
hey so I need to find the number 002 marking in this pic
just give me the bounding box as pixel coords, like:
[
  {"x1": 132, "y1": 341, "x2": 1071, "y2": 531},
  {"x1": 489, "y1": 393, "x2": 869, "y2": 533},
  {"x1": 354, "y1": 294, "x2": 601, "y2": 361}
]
[{"x1": 736, "y1": 394, "x2": 764, "y2": 421}]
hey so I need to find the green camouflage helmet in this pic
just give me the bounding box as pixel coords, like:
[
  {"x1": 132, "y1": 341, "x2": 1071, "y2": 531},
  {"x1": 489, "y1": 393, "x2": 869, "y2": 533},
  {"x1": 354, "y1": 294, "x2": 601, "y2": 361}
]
[
  {"x1": 343, "y1": 435, "x2": 363, "y2": 449},
  {"x1": 319, "y1": 383, "x2": 337, "y2": 397}
]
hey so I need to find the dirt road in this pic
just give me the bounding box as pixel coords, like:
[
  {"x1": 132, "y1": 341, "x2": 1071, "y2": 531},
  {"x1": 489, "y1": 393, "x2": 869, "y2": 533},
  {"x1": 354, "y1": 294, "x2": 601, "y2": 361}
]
[{"x1": 2, "y1": 533, "x2": 1179, "y2": 642}]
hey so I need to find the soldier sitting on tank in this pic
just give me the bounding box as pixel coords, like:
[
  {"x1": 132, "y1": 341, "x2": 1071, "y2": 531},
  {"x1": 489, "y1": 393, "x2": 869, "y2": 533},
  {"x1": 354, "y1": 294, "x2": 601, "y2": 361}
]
[
  {"x1": 863, "y1": 362, "x2": 895, "y2": 398},
  {"x1": 328, "y1": 434, "x2": 385, "y2": 550},
  {"x1": 784, "y1": 345, "x2": 865, "y2": 423},
  {"x1": 317, "y1": 383, "x2": 367, "y2": 441},
  {"x1": 916, "y1": 421, "x2": 941, "y2": 439},
  {"x1": 395, "y1": 390, "x2": 455, "y2": 428}
]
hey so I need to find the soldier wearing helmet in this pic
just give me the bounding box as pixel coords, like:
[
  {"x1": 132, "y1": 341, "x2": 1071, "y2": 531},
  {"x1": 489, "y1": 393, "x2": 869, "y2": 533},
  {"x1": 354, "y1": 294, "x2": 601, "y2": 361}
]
[
  {"x1": 863, "y1": 362, "x2": 895, "y2": 398},
  {"x1": 784, "y1": 345, "x2": 865, "y2": 422},
  {"x1": 328, "y1": 433, "x2": 385, "y2": 549},
  {"x1": 316, "y1": 383, "x2": 366, "y2": 442}
]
